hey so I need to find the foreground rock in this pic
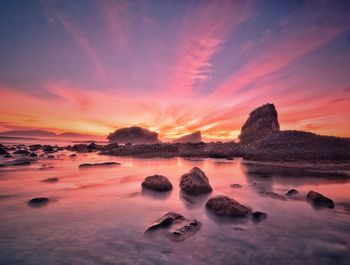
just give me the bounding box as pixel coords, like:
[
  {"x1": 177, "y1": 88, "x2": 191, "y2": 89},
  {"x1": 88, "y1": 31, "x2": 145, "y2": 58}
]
[
  {"x1": 173, "y1": 131, "x2": 202, "y2": 143},
  {"x1": 79, "y1": 162, "x2": 121, "y2": 168},
  {"x1": 27, "y1": 197, "x2": 49, "y2": 207},
  {"x1": 179, "y1": 167, "x2": 213, "y2": 195},
  {"x1": 206, "y1": 195, "x2": 252, "y2": 217},
  {"x1": 239, "y1": 103, "x2": 280, "y2": 143},
  {"x1": 142, "y1": 175, "x2": 172, "y2": 192},
  {"x1": 307, "y1": 191, "x2": 335, "y2": 208},
  {"x1": 108, "y1": 126, "x2": 160, "y2": 144},
  {"x1": 145, "y1": 212, "x2": 201, "y2": 241}
]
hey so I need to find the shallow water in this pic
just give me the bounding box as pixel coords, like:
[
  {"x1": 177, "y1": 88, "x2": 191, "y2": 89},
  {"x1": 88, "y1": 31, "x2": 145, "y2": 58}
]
[{"x1": 1, "y1": 150, "x2": 350, "y2": 265}]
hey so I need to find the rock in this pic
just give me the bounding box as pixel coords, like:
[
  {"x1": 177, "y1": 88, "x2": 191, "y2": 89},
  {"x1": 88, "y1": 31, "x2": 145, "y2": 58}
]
[
  {"x1": 141, "y1": 175, "x2": 173, "y2": 192},
  {"x1": 286, "y1": 189, "x2": 298, "y2": 196},
  {"x1": 29, "y1": 144, "x2": 42, "y2": 151},
  {"x1": 205, "y1": 195, "x2": 252, "y2": 218},
  {"x1": 251, "y1": 211, "x2": 268, "y2": 222},
  {"x1": 29, "y1": 152, "x2": 38, "y2": 157},
  {"x1": 13, "y1": 149, "x2": 30, "y2": 155},
  {"x1": 87, "y1": 143, "x2": 99, "y2": 151},
  {"x1": 69, "y1": 154, "x2": 77, "y2": 158},
  {"x1": 79, "y1": 162, "x2": 121, "y2": 168},
  {"x1": 307, "y1": 191, "x2": 335, "y2": 208},
  {"x1": 27, "y1": 197, "x2": 49, "y2": 207},
  {"x1": 145, "y1": 212, "x2": 201, "y2": 241},
  {"x1": 4, "y1": 154, "x2": 12, "y2": 158},
  {"x1": 260, "y1": 191, "x2": 287, "y2": 201},
  {"x1": 173, "y1": 131, "x2": 202, "y2": 143},
  {"x1": 179, "y1": 167, "x2": 212, "y2": 195},
  {"x1": 230, "y1": 184, "x2": 242, "y2": 188},
  {"x1": 43, "y1": 145, "x2": 55, "y2": 153},
  {"x1": 0, "y1": 148, "x2": 9, "y2": 155},
  {"x1": 42, "y1": 177, "x2": 59, "y2": 182},
  {"x1": 47, "y1": 155, "x2": 55, "y2": 159},
  {"x1": 239, "y1": 103, "x2": 280, "y2": 143},
  {"x1": 12, "y1": 160, "x2": 31, "y2": 166},
  {"x1": 107, "y1": 126, "x2": 160, "y2": 144}
]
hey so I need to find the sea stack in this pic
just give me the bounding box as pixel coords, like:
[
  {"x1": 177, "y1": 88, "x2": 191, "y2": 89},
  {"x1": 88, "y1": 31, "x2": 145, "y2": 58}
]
[
  {"x1": 239, "y1": 103, "x2": 280, "y2": 143},
  {"x1": 173, "y1": 131, "x2": 202, "y2": 143},
  {"x1": 107, "y1": 126, "x2": 160, "y2": 144}
]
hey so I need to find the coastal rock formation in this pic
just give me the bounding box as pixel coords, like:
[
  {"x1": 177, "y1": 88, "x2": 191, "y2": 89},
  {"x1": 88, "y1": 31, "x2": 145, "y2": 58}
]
[
  {"x1": 307, "y1": 191, "x2": 335, "y2": 208},
  {"x1": 107, "y1": 126, "x2": 160, "y2": 144},
  {"x1": 141, "y1": 175, "x2": 173, "y2": 192},
  {"x1": 206, "y1": 195, "x2": 252, "y2": 217},
  {"x1": 179, "y1": 167, "x2": 213, "y2": 195},
  {"x1": 145, "y1": 212, "x2": 201, "y2": 241},
  {"x1": 239, "y1": 103, "x2": 280, "y2": 143},
  {"x1": 173, "y1": 131, "x2": 202, "y2": 143}
]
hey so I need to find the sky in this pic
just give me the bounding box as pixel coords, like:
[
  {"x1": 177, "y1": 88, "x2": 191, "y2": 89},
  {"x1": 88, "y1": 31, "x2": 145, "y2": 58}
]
[{"x1": 0, "y1": 0, "x2": 349, "y2": 141}]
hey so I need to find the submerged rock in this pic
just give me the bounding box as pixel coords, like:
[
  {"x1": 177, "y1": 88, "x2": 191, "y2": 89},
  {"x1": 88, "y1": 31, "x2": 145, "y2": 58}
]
[
  {"x1": 141, "y1": 175, "x2": 172, "y2": 192},
  {"x1": 42, "y1": 177, "x2": 59, "y2": 183},
  {"x1": 307, "y1": 191, "x2": 335, "y2": 208},
  {"x1": 230, "y1": 184, "x2": 242, "y2": 188},
  {"x1": 179, "y1": 167, "x2": 213, "y2": 195},
  {"x1": 79, "y1": 162, "x2": 121, "y2": 168},
  {"x1": 239, "y1": 103, "x2": 280, "y2": 143},
  {"x1": 260, "y1": 191, "x2": 287, "y2": 201},
  {"x1": 145, "y1": 212, "x2": 201, "y2": 241},
  {"x1": 27, "y1": 197, "x2": 49, "y2": 207},
  {"x1": 286, "y1": 189, "x2": 298, "y2": 196},
  {"x1": 205, "y1": 195, "x2": 252, "y2": 218}
]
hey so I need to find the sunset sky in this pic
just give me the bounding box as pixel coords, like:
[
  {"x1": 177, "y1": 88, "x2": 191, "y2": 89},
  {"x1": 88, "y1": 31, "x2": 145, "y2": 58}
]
[{"x1": 0, "y1": 0, "x2": 349, "y2": 141}]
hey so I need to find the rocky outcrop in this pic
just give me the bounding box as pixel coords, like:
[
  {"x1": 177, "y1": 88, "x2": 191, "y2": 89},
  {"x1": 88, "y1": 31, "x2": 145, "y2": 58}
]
[
  {"x1": 145, "y1": 212, "x2": 201, "y2": 241},
  {"x1": 205, "y1": 195, "x2": 252, "y2": 217},
  {"x1": 179, "y1": 167, "x2": 213, "y2": 195},
  {"x1": 307, "y1": 191, "x2": 335, "y2": 208},
  {"x1": 107, "y1": 126, "x2": 160, "y2": 144},
  {"x1": 239, "y1": 103, "x2": 280, "y2": 143},
  {"x1": 141, "y1": 175, "x2": 173, "y2": 192},
  {"x1": 173, "y1": 131, "x2": 201, "y2": 143}
]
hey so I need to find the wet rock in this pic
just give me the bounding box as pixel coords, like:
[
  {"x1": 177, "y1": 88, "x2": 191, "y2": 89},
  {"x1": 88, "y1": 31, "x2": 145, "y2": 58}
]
[
  {"x1": 29, "y1": 144, "x2": 42, "y2": 151},
  {"x1": 13, "y1": 149, "x2": 30, "y2": 155},
  {"x1": 42, "y1": 177, "x2": 59, "y2": 182},
  {"x1": 286, "y1": 189, "x2": 298, "y2": 196},
  {"x1": 69, "y1": 154, "x2": 77, "y2": 158},
  {"x1": 47, "y1": 155, "x2": 55, "y2": 159},
  {"x1": 87, "y1": 143, "x2": 99, "y2": 152},
  {"x1": 27, "y1": 197, "x2": 49, "y2": 207},
  {"x1": 205, "y1": 195, "x2": 252, "y2": 218},
  {"x1": 12, "y1": 160, "x2": 31, "y2": 166},
  {"x1": 307, "y1": 191, "x2": 335, "y2": 208},
  {"x1": 179, "y1": 167, "x2": 213, "y2": 195},
  {"x1": 79, "y1": 162, "x2": 121, "y2": 168},
  {"x1": 29, "y1": 152, "x2": 38, "y2": 157},
  {"x1": 239, "y1": 103, "x2": 280, "y2": 143},
  {"x1": 142, "y1": 175, "x2": 173, "y2": 192},
  {"x1": 145, "y1": 212, "x2": 201, "y2": 241},
  {"x1": 230, "y1": 184, "x2": 242, "y2": 188},
  {"x1": 260, "y1": 191, "x2": 287, "y2": 201},
  {"x1": 43, "y1": 145, "x2": 55, "y2": 153},
  {"x1": 251, "y1": 211, "x2": 268, "y2": 223},
  {"x1": 0, "y1": 148, "x2": 9, "y2": 155}
]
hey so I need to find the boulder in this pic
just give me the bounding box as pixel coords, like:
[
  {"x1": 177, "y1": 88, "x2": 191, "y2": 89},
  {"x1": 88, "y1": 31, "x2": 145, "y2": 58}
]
[
  {"x1": 179, "y1": 167, "x2": 212, "y2": 195},
  {"x1": 205, "y1": 195, "x2": 252, "y2": 218},
  {"x1": 239, "y1": 103, "x2": 280, "y2": 143},
  {"x1": 142, "y1": 175, "x2": 173, "y2": 192},
  {"x1": 173, "y1": 131, "x2": 202, "y2": 143},
  {"x1": 307, "y1": 191, "x2": 335, "y2": 208},
  {"x1": 108, "y1": 126, "x2": 160, "y2": 144},
  {"x1": 145, "y1": 212, "x2": 201, "y2": 241}
]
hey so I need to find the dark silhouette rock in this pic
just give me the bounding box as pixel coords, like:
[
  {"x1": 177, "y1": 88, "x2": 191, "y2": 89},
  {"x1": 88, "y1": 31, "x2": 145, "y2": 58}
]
[
  {"x1": 47, "y1": 155, "x2": 55, "y2": 159},
  {"x1": 0, "y1": 148, "x2": 9, "y2": 155},
  {"x1": 307, "y1": 191, "x2": 335, "y2": 208},
  {"x1": 107, "y1": 126, "x2": 160, "y2": 144},
  {"x1": 141, "y1": 175, "x2": 173, "y2": 192},
  {"x1": 260, "y1": 191, "x2": 287, "y2": 201},
  {"x1": 29, "y1": 152, "x2": 38, "y2": 157},
  {"x1": 13, "y1": 149, "x2": 30, "y2": 155},
  {"x1": 69, "y1": 154, "x2": 77, "y2": 158},
  {"x1": 27, "y1": 197, "x2": 49, "y2": 207},
  {"x1": 145, "y1": 212, "x2": 201, "y2": 241},
  {"x1": 239, "y1": 103, "x2": 280, "y2": 143},
  {"x1": 252, "y1": 211, "x2": 268, "y2": 222},
  {"x1": 79, "y1": 162, "x2": 121, "y2": 168},
  {"x1": 29, "y1": 144, "x2": 42, "y2": 151},
  {"x1": 173, "y1": 131, "x2": 201, "y2": 143},
  {"x1": 206, "y1": 195, "x2": 252, "y2": 218},
  {"x1": 42, "y1": 177, "x2": 59, "y2": 182},
  {"x1": 43, "y1": 145, "x2": 55, "y2": 153},
  {"x1": 12, "y1": 160, "x2": 31, "y2": 166},
  {"x1": 286, "y1": 189, "x2": 298, "y2": 196},
  {"x1": 230, "y1": 184, "x2": 242, "y2": 188},
  {"x1": 179, "y1": 167, "x2": 213, "y2": 195}
]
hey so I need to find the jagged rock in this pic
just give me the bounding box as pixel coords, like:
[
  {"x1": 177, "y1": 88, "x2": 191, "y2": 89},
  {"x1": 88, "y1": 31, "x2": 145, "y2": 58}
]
[
  {"x1": 142, "y1": 175, "x2": 173, "y2": 192},
  {"x1": 145, "y1": 212, "x2": 201, "y2": 241},
  {"x1": 179, "y1": 167, "x2": 212, "y2": 195},
  {"x1": 239, "y1": 103, "x2": 280, "y2": 143},
  {"x1": 286, "y1": 189, "x2": 298, "y2": 196},
  {"x1": 307, "y1": 191, "x2": 335, "y2": 208},
  {"x1": 27, "y1": 197, "x2": 49, "y2": 207},
  {"x1": 79, "y1": 162, "x2": 121, "y2": 168},
  {"x1": 206, "y1": 195, "x2": 252, "y2": 217},
  {"x1": 173, "y1": 131, "x2": 202, "y2": 143},
  {"x1": 107, "y1": 126, "x2": 160, "y2": 144},
  {"x1": 260, "y1": 191, "x2": 287, "y2": 201}
]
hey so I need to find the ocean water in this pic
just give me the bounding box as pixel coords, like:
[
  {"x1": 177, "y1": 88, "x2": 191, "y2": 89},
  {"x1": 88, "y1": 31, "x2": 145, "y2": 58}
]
[{"x1": 0, "y1": 146, "x2": 350, "y2": 265}]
